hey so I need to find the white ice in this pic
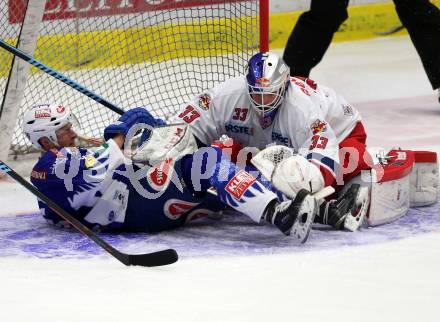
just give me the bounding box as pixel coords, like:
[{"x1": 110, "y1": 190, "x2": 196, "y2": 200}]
[{"x1": 1, "y1": 36, "x2": 440, "y2": 322}]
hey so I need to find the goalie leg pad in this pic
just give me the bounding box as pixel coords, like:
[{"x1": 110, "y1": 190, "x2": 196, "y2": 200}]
[{"x1": 410, "y1": 151, "x2": 438, "y2": 207}]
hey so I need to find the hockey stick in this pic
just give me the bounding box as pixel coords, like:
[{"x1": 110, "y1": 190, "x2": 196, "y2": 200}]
[
  {"x1": 0, "y1": 160, "x2": 178, "y2": 267},
  {"x1": 0, "y1": 39, "x2": 124, "y2": 116}
]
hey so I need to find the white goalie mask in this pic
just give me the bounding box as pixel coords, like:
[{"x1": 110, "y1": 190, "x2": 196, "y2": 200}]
[
  {"x1": 23, "y1": 103, "x2": 78, "y2": 149},
  {"x1": 246, "y1": 52, "x2": 290, "y2": 128}
]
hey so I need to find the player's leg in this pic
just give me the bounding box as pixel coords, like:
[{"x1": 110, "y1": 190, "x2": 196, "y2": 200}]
[
  {"x1": 111, "y1": 162, "x2": 212, "y2": 233},
  {"x1": 393, "y1": 0, "x2": 440, "y2": 92},
  {"x1": 251, "y1": 144, "x2": 369, "y2": 232},
  {"x1": 283, "y1": 0, "x2": 349, "y2": 77},
  {"x1": 181, "y1": 147, "x2": 317, "y2": 242}
]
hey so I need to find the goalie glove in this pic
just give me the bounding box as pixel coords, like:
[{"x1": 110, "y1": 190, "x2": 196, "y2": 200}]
[
  {"x1": 132, "y1": 123, "x2": 198, "y2": 165},
  {"x1": 138, "y1": 117, "x2": 166, "y2": 147},
  {"x1": 251, "y1": 145, "x2": 325, "y2": 199}
]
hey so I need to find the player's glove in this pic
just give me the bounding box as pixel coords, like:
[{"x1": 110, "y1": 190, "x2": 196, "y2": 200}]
[
  {"x1": 104, "y1": 107, "x2": 165, "y2": 141},
  {"x1": 138, "y1": 117, "x2": 166, "y2": 146}
]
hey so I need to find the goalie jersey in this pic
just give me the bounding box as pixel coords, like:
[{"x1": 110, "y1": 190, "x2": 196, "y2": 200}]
[
  {"x1": 174, "y1": 76, "x2": 362, "y2": 186},
  {"x1": 30, "y1": 139, "x2": 224, "y2": 232}
]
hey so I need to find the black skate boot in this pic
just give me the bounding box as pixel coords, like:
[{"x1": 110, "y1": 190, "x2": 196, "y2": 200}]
[
  {"x1": 264, "y1": 189, "x2": 317, "y2": 243},
  {"x1": 316, "y1": 184, "x2": 369, "y2": 231}
]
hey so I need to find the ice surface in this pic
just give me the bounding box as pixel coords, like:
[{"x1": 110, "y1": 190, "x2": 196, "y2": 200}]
[{"x1": 0, "y1": 198, "x2": 439, "y2": 261}]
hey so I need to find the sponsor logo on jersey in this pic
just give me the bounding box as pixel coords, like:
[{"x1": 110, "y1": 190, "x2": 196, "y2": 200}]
[
  {"x1": 310, "y1": 119, "x2": 327, "y2": 134},
  {"x1": 85, "y1": 155, "x2": 97, "y2": 168},
  {"x1": 34, "y1": 108, "x2": 51, "y2": 119},
  {"x1": 224, "y1": 122, "x2": 254, "y2": 135},
  {"x1": 197, "y1": 93, "x2": 211, "y2": 111},
  {"x1": 147, "y1": 158, "x2": 174, "y2": 191},
  {"x1": 112, "y1": 190, "x2": 126, "y2": 205},
  {"x1": 272, "y1": 131, "x2": 291, "y2": 146},
  {"x1": 164, "y1": 199, "x2": 201, "y2": 220},
  {"x1": 31, "y1": 169, "x2": 47, "y2": 180},
  {"x1": 342, "y1": 104, "x2": 354, "y2": 116},
  {"x1": 225, "y1": 170, "x2": 256, "y2": 199}
]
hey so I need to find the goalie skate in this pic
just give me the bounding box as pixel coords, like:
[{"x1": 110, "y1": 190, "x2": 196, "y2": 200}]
[
  {"x1": 265, "y1": 189, "x2": 317, "y2": 243},
  {"x1": 319, "y1": 184, "x2": 369, "y2": 231}
]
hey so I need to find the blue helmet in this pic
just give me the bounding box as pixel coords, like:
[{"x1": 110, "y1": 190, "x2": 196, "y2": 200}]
[{"x1": 246, "y1": 52, "x2": 290, "y2": 128}]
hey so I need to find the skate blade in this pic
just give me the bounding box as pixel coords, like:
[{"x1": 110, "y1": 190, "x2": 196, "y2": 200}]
[
  {"x1": 290, "y1": 194, "x2": 317, "y2": 243},
  {"x1": 344, "y1": 186, "x2": 370, "y2": 232}
]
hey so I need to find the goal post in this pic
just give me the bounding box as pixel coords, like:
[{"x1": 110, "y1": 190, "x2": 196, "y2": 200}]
[
  {"x1": 0, "y1": 0, "x2": 269, "y2": 162},
  {"x1": 0, "y1": 0, "x2": 45, "y2": 163}
]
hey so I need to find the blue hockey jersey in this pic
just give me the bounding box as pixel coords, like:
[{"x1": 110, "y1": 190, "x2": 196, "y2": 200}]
[{"x1": 30, "y1": 139, "x2": 225, "y2": 232}]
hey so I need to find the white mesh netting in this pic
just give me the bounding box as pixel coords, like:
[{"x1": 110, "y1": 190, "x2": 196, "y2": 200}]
[{"x1": 0, "y1": 0, "x2": 262, "y2": 156}]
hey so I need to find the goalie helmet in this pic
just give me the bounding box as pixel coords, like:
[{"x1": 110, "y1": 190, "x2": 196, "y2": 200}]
[
  {"x1": 23, "y1": 103, "x2": 75, "y2": 149},
  {"x1": 246, "y1": 52, "x2": 290, "y2": 128}
]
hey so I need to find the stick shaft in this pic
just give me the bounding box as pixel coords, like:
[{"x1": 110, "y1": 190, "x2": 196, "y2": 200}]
[
  {"x1": 0, "y1": 39, "x2": 124, "y2": 115},
  {"x1": 0, "y1": 160, "x2": 178, "y2": 267}
]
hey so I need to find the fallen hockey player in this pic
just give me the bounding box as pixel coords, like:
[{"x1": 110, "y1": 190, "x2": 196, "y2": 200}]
[{"x1": 23, "y1": 104, "x2": 367, "y2": 243}]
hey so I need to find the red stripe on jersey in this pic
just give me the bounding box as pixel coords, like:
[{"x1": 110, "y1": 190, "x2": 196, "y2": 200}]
[{"x1": 310, "y1": 159, "x2": 335, "y2": 187}]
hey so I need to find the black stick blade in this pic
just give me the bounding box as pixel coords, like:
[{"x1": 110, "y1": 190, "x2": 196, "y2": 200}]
[{"x1": 127, "y1": 249, "x2": 178, "y2": 267}]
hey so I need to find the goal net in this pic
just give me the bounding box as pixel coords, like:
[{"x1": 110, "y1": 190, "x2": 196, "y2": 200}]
[{"x1": 0, "y1": 0, "x2": 268, "y2": 159}]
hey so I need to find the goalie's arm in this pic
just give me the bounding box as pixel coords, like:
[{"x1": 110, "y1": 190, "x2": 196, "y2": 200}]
[{"x1": 172, "y1": 91, "x2": 222, "y2": 147}]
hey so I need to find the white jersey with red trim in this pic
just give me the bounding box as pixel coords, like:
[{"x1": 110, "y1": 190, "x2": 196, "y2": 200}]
[{"x1": 173, "y1": 76, "x2": 362, "y2": 185}]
